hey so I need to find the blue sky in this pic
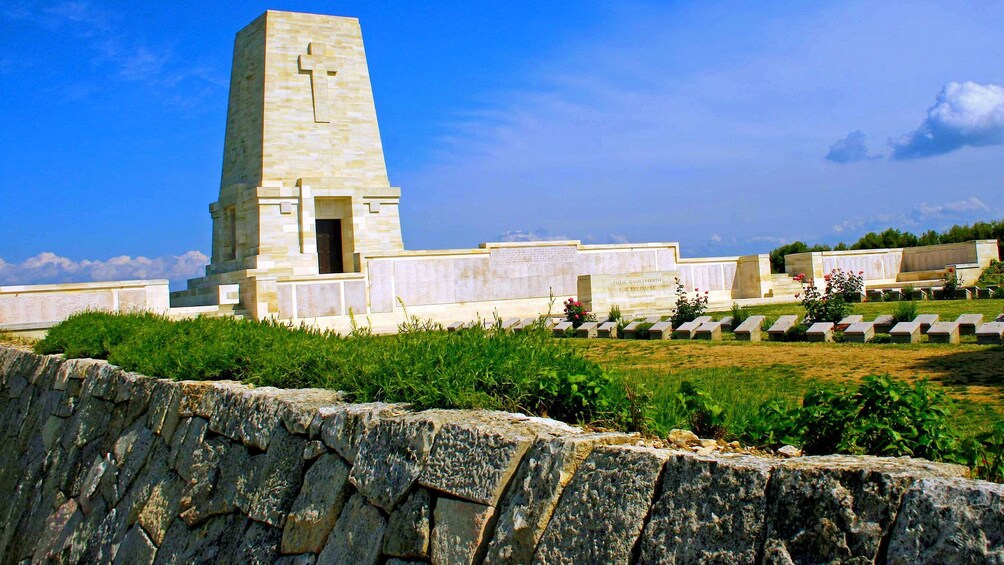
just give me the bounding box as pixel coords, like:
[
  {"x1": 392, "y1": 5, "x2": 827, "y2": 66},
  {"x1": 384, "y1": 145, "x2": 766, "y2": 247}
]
[{"x1": 1, "y1": 1, "x2": 1003, "y2": 288}]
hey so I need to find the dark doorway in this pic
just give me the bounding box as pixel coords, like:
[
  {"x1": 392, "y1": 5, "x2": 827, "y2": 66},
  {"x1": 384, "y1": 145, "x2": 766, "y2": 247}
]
[{"x1": 316, "y1": 219, "x2": 343, "y2": 274}]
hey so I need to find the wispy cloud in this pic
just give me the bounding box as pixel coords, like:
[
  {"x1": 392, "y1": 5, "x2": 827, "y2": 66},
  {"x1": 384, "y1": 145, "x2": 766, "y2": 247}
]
[
  {"x1": 891, "y1": 81, "x2": 1004, "y2": 160},
  {"x1": 7, "y1": 1, "x2": 225, "y2": 106},
  {"x1": 830, "y1": 197, "x2": 994, "y2": 240},
  {"x1": 497, "y1": 229, "x2": 570, "y2": 243},
  {"x1": 913, "y1": 197, "x2": 989, "y2": 219},
  {"x1": 825, "y1": 130, "x2": 882, "y2": 163},
  {"x1": 0, "y1": 251, "x2": 208, "y2": 287}
]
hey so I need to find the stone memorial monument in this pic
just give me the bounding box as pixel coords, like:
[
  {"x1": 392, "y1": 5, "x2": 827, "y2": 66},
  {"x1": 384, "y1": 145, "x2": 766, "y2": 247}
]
[{"x1": 174, "y1": 10, "x2": 403, "y2": 313}]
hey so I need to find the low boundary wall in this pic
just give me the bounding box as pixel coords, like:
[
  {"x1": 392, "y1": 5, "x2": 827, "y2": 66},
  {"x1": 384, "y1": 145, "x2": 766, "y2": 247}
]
[
  {"x1": 0, "y1": 280, "x2": 169, "y2": 333},
  {"x1": 1, "y1": 346, "x2": 1001, "y2": 564}
]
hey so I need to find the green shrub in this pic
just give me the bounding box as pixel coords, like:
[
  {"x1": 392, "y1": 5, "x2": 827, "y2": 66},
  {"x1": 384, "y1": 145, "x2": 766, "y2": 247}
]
[
  {"x1": 784, "y1": 324, "x2": 809, "y2": 342},
  {"x1": 775, "y1": 376, "x2": 962, "y2": 460},
  {"x1": 892, "y1": 301, "x2": 917, "y2": 323},
  {"x1": 901, "y1": 285, "x2": 916, "y2": 300},
  {"x1": 992, "y1": 286, "x2": 1004, "y2": 300},
  {"x1": 607, "y1": 305, "x2": 622, "y2": 323},
  {"x1": 634, "y1": 322, "x2": 653, "y2": 339},
  {"x1": 977, "y1": 259, "x2": 1004, "y2": 286},
  {"x1": 677, "y1": 381, "x2": 727, "y2": 439},
  {"x1": 794, "y1": 269, "x2": 861, "y2": 324},
  {"x1": 671, "y1": 279, "x2": 709, "y2": 328},
  {"x1": 729, "y1": 303, "x2": 750, "y2": 328},
  {"x1": 35, "y1": 311, "x2": 169, "y2": 359},
  {"x1": 35, "y1": 313, "x2": 618, "y2": 424},
  {"x1": 963, "y1": 422, "x2": 1004, "y2": 483}
]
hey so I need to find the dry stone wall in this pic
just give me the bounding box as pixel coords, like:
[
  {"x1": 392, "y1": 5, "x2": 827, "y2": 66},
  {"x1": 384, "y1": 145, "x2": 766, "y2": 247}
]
[{"x1": 1, "y1": 345, "x2": 1002, "y2": 564}]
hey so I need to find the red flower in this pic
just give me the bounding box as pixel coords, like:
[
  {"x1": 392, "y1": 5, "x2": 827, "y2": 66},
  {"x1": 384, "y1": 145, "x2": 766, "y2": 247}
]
[
  {"x1": 858, "y1": 271, "x2": 864, "y2": 275},
  {"x1": 705, "y1": 291, "x2": 709, "y2": 294},
  {"x1": 795, "y1": 293, "x2": 800, "y2": 298},
  {"x1": 948, "y1": 267, "x2": 954, "y2": 273}
]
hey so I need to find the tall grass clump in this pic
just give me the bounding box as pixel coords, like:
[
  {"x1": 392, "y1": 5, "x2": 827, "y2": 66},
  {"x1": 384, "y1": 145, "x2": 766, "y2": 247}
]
[{"x1": 34, "y1": 313, "x2": 627, "y2": 425}]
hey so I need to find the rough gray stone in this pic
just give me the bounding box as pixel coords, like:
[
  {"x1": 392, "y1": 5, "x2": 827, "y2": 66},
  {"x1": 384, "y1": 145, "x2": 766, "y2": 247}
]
[
  {"x1": 319, "y1": 402, "x2": 407, "y2": 463},
  {"x1": 302, "y1": 439, "x2": 327, "y2": 460},
  {"x1": 31, "y1": 498, "x2": 83, "y2": 563},
  {"x1": 383, "y1": 488, "x2": 432, "y2": 558},
  {"x1": 231, "y1": 518, "x2": 283, "y2": 564},
  {"x1": 419, "y1": 411, "x2": 562, "y2": 506},
  {"x1": 137, "y1": 470, "x2": 187, "y2": 546},
  {"x1": 532, "y1": 445, "x2": 671, "y2": 564},
  {"x1": 316, "y1": 493, "x2": 386, "y2": 565},
  {"x1": 350, "y1": 414, "x2": 442, "y2": 511},
  {"x1": 113, "y1": 420, "x2": 156, "y2": 498},
  {"x1": 887, "y1": 477, "x2": 1004, "y2": 564},
  {"x1": 243, "y1": 426, "x2": 307, "y2": 527},
  {"x1": 763, "y1": 455, "x2": 968, "y2": 564},
  {"x1": 275, "y1": 554, "x2": 317, "y2": 565},
  {"x1": 431, "y1": 497, "x2": 496, "y2": 565},
  {"x1": 171, "y1": 416, "x2": 208, "y2": 481},
  {"x1": 154, "y1": 513, "x2": 236, "y2": 564},
  {"x1": 180, "y1": 437, "x2": 246, "y2": 527},
  {"x1": 78, "y1": 453, "x2": 112, "y2": 515},
  {"x1": 281, "y1": 452, "x2": 352, "y2": 554},
  {"x1": 639, "y1": 452, "x2": 779, "y2": 564},
  {"x1": 485, "y1": 433, "x2": 633, "y2": 564},
  {"x1": 114, "y1": 525, "x2": 157, "y2": 565}
]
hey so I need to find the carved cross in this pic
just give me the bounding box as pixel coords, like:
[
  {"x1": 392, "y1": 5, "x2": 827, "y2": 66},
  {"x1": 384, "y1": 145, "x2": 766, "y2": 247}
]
[{"x1": 298, "y1": 42, "x2": 338, "y2": 123}]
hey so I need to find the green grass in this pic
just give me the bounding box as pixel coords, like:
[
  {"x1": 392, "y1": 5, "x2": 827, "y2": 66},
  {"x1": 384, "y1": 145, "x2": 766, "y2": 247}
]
[
  {"x1": 34, "y1": 312, "x2": 610, "y2": 421},
  {"x1": 710, "y1": 298, "x2": 1004, "y2": 322}
]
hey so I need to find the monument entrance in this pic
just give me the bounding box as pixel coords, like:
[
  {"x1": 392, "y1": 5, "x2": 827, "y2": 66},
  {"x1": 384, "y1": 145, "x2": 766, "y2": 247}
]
[{"x1": 316, "y1": 219, "x2": 344, "y2": 274}]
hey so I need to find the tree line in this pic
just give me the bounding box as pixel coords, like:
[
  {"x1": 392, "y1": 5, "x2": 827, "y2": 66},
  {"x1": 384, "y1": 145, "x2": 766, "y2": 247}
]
[{"x1": 769, "y1": 219, "x2": 1004, "y2": 273}]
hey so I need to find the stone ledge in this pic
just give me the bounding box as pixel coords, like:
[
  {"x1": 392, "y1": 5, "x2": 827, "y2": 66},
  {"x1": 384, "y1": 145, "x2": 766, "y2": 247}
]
[{"x1": 0, "y1": 345, "x2": 999, "y2": 564}]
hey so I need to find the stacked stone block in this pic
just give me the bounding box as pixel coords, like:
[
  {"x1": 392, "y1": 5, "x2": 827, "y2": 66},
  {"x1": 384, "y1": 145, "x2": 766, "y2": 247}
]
[{"x1": 0, "y1": 346, "x2": 1001, "y2": 564}]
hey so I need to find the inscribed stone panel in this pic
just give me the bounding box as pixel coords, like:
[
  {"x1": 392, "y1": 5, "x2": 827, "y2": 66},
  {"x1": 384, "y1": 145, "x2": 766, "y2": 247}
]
[
  {"x1": 489, "y1": 246, "x2": 577, "y2": 300},
  {"x1": 578, "y1": 250, "x2": 659, "y2": 276},
  {"x1": 297, "y1": 282, "x2": 342, "y2": 317},
  {"x1": 368, "y1": 261, "x2": 394, "y2": 313},
  {"x1": 722, "y1": 263, "x2": 737, "y2": 290},
  {"x1": 344, "y1": 281, "x2": 366, "y2": 315},
  {"x1": 277, "y1": 285, "x2": 295, "y2": 318},
  {"x1": 657, "y1": 249, "x2": 677, "y2": 271},
  {"x1": 453, "y1": 257, "x2": 491, "y2": 303},
  {"x1": 394, "y1": 259, "x2": 457, "y2": 306},
  {"x1": 118, "y1": 289, "x2": 147, "y2": 311}
]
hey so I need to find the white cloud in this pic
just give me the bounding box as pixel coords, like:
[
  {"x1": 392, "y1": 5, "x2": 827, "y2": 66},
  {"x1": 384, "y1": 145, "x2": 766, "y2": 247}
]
[
  {"x1": 497, "y1": 229, "x2": 570, "y2": 243},
  {"x1": 0, "y1": 251, "x2": 208, "y2": 287},
  {"x1": 914, "y1": 197, "x2": 989, "y2": 218},
  {"x1": 891, "y1": 81, "x2": 1004, "y2": 159}
]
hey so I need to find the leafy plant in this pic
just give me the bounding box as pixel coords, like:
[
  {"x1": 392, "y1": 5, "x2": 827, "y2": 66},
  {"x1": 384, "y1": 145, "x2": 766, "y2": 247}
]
[
  {"x1": 671, "y1": 278, "x2": 709, "y2": 327},
  {"x1": 563, "y1": 298, "x2": 595, "y2": 328},
  {"x1": 901, "y1": 284, "x2": 916, "y2": 301},
  {"x1": 940, "y1": 267, "x2": 958, "y2": 300},
  {"x1": 634, "y1": 322, "x2": 654, "y2": 339},
  {"x1": 607, "y1": 305, "x2": 622, "y2": 323},
  {"x1": 963, "y1": 422, "x2": 1004, "y2": 483},
  {"x1": 729, "y1": 303, "x2": 751, "y2": 328},
  {"x1": 793, "y1": 269, "x2": 863, "y2": 324},
  {"x1": 892, "y1": 301, "x2": 917, "y2": 323},
  {"x1": 677, "y1": 381, "x2": 727, "y2": 439},
  {"x1": 977, "y1": 259, "x2": 1004, "y2": 286}
]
